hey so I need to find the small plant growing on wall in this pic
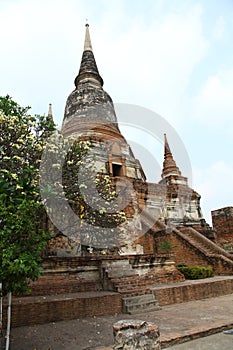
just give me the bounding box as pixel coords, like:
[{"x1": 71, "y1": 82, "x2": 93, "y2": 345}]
[
  {"x1": 223, "y1": 243, "x2": 233, "y2": 252},
  {"x1": 158, "y1": 240, "x2": 176, "y2": 254}
]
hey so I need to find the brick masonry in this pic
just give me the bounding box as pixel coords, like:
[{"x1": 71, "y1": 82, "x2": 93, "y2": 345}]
[
  {"x1": 2, "y1": 256, "x2": 184, "y2": 328},
  {"x1": 152, "y1": 276, "x2": 233, "y2": 306},
  {"x1": 155, "y1": 234, "x2": 208, "y2": 266},
  {"x1": 152, "y1": 224, "x2": 233, "y2": 275},
  {"x1": 3, "y1": 291, "x2": 122, "y2": 328},
  {"x1": 212, "y1": 206, "x2": 233, "y2": 243},
  {"x1": 28, "y1": 257, "x2": 103, "y2": 296}
]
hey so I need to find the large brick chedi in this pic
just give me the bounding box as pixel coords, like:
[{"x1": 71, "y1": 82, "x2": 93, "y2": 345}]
[{"x1": 49, "y1": 23, "x2": 207, "y2": 258}]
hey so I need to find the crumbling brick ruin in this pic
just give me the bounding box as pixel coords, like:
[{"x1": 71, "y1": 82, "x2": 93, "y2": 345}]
[
  {"x1": 212, "y1": 206, "x2": 233, "y2": 251},
  {"x1": 38, "y1": 22, "x2": 233, "y2": 296},
  {"x1": 6, "y1": 24, "x2": 233, "y2": 327}
]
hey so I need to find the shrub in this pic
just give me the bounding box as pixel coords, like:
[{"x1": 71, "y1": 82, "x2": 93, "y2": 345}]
[
  {"x1": 177, "y1": 265, "x2": 214, "y2": 279},
  {"x1": 176, "y1": 262, "x2": 188, "y2": 268}
]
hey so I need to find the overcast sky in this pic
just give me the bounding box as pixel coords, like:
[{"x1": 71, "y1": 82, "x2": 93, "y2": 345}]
[{"x1": 1, "y1": 0, "x2": 233, "y2": 224}]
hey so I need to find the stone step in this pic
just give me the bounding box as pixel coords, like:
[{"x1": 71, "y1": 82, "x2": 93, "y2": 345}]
[
  {"x1": 183, "y1": 236, "x2": 217, "y2": 254},
  {"x1": 116, "y1": 284, "x2": 152, "y2": 292},
  {"x1": 113, "y1": 279, "x2": 156, "y2": 290},
  {"x1": 127, "y1": 304, "x2": 161, "y2": 315},
  {"x1": 123, "y1": 293, "x2": 155, "y2": 306},
  {"x1": 102, "y1": 260, "x2": 138, "y2": 279},
  {"x1": 106, "y1": 268, "x2": 137, "y2": 278},
  {"x1": 111, "y1": 276, "x2": 142, "y2": 284},
  {"x1": 122, "y1": 293, "x2": 161, "y2": 314},
  {"x1": 179, "y1": 227, "x2": 233, "y2": 261},
  {"x1": 118, "y1": 288, "x2": 152, "y2": 298},
  {"x1": 112, "y1": 274, "x2": 156, "y2": 283},
  {"x1": 113, "y1": 277, "x2": 157, "y2": 296}
]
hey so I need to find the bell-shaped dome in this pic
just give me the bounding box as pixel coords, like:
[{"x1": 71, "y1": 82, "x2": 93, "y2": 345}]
[{"x1": 62, "y1": 24, "x2": 118, "y2": 137}]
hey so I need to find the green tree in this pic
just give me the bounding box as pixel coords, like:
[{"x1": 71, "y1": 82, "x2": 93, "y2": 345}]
[
  {"x1": 0, "y1": 96, "x2": 127, "y2": 348},
  {"x1": 0, "y1": 95, "x2": 56, "y2": 295}
]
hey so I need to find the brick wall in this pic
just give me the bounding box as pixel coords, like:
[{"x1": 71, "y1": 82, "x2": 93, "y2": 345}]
[
  {"x1": 136, "y1": 232, "x2": 155, "y2": 254},
  {"x1": 28, "y1": 257, "x2": 103, "y2": 296},
  {"x1": 154, "y1": 233, "x2": 208, "y2": 266},
  {"x1": 212, "y1": 207, "x2": 233, "y2": 243},
  {"x1": 111, "y1": 265, "x2": 185, "y2": 298},
  {"x1": 154, "y1": 228, "x2": 233, "y2": 275},
  {"x1": 152, "y1": 276, "x2": 233, "y2": 305},
  {"x1": 3, "y1": 292, "x2": 122, "y2": 328},
  {"x1": 171, "y1": 233, "x2": 211, "y2": 266}
]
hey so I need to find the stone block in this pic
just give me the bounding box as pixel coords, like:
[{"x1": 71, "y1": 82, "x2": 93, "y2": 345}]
[{"x1": 113, "y1": 319, "x2": 160, "y2": 349}]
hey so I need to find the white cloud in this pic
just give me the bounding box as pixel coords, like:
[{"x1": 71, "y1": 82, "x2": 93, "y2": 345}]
[
  {"x1": 0, "y1": 0, "x2": 209, "y2": 130},
  {"x1": 192, "y1": 68, "x2": 233, "y2": 135},
  {"x1": 213, "y1": 15, "x2": 226, "y2": 40},
  {"x1": 0, "y1": 0, "x2": 232, "y2": 228},
  {"x1": 97, "y1": 3, "x2": 208, "y2": 128},
  {"x1": 193, "y1": 161, "x2": 233, "y2": 224},
  {"x1": 0, "y1": 0, "x2": 88, "y2": 120}
]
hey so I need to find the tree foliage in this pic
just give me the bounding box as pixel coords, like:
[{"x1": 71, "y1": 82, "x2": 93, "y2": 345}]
[
  {"x1": 0, "y1": 95, "x2": 55, "y2": 295},
  {"x1": 0, "y1": 95, "x2": 128, "y2": 297},
  {"x1": 40, "y1": 135, "x2": 127, "y2": 252},
  {"x1": 0, "y1": 94, "x2": 127, "y2": 296}
]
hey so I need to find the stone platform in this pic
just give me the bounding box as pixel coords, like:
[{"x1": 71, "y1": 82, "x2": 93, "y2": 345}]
[
  {"x1": 8, "y1": 292, "x2": 233, "y2": 349},
  {"x1": 3, "y1": 291, "x2": 122, "y2": 327},
  {"x1": 3, "y1": 276, "x2": 233, "y2": 329},
  {"x1": 152, "y1": 275, "x2": 233, "y2": 305}
]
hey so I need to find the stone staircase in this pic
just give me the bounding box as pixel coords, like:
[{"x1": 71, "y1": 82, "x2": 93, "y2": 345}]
[
  {"x1": 176, "y1": 226, "x2": 233, "y2": 273},
  {"x1": 178, "y1": 226, "x2": 233, "y2": 260},
  {"x1": 122, "y1": 294, "x2": 161, "y2": 314},
  {"x1": 102, "y1": 259, "x2": 161, "y2": 313},
  {"x1": 101, "y1": 259, "x2": 138, "y2": 279},
  {"x1": 111, "y1": 275, "x2": 157, "y2": 297},
  {"x1": 140, "y1": 210, "x2": 233, "y2": 274}
]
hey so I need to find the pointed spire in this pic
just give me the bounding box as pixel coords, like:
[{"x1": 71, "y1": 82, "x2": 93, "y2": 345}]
[
  {"x1": 162, "y1": 134, "x2": 181, "y2": 178},
  {"x1": 164, "y1": 133, "x2": 172, "y2": 156},
  {"x1": 84, "y1": 23, "x2": 93, "y2": 51},
  {"x1": 74, "y1": 23, "x2": 103, "y2": 88},
  {"x1": 48, "y1": 103, "x2": 53, "y2": 119}
]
